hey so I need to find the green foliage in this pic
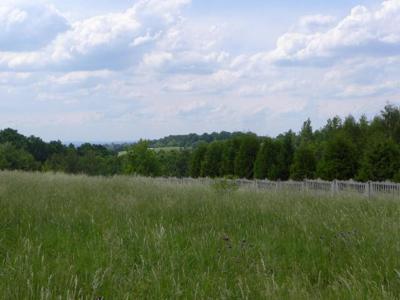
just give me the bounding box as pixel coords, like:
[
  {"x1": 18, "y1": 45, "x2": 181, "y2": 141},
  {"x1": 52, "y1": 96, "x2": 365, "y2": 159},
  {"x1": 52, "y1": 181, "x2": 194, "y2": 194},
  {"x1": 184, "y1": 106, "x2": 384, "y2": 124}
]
[
  {"x1": 299, "y1": 118, "x2": 313, "y2": 144},
  {"x1": 234, "y1": 134, "x2": 260, "y2": 179},
  {"x1": 189, "y1": 143, "x2": 208, "y2": 178},
  {"x1": 274, "y1": 133, "x2": 295, "y2": 180},
  {"x1": 157, "y1": 149, "x2": 191, "y2": 178},
  {"x1": 220, "y1": 138, "x2": 240, "y2": 176},
  {"x1": 44, "y1": 147, "x2": 79, "y2": 174},
  {"x1": 149, "y1": 131, "x2": 244, "y2": 148},
  {"x1": 123, "y1": 140, "x2": 160, "y2": 177},
  {"x1": 1, "y1": 104, "x2": 400, "y2": 181},
  {"x1": 0, "y1": 143, "x2": 38, "y2": 171},
  {"x1": 393, "y1": 170, "x2": 400, "y2": 183},
  {"x1": 317, "y1": 134, "x2": 358, "y2": 180},
  {"x1": 254, "y1": 134, "x2": 294, "y2": 181},
  {"x1": 0, "y1": 128, "x2": 27, "y2": 149},
  {"x1": 380, "y1": 104, "x2": 400, "y2": 143},
  {"x1": 254, "y1": 138, "x2": 277, "y2": 179},
  {"x1": 290, "y1": 143, "x2": 316, "y2": 180},
  {"x1": 357, "y1": 139, "x2": 400, "y2": 181},
  {"x1": 201, "y1": 141, "x2": 223, "y2": 178},
  {"x1": 26, "y1": 136, "x2": 49, "y2": 163}
]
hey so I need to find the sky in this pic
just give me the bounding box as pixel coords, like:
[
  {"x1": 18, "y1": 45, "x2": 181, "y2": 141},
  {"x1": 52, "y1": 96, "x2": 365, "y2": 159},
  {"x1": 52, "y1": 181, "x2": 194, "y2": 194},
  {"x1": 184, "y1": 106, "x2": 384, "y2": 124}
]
[{"x1": 0, "y1": 0, "x2": 399, "y2": 142}]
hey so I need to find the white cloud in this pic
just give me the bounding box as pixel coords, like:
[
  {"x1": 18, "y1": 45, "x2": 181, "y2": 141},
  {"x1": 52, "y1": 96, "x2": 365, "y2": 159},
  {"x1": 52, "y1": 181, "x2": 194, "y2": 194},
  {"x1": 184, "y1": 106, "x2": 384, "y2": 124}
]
[
  {"x1": 0, "y1": 3, "x2": 69, "y2": 51},
  {"x1": 255, "y1": 0, "x2": 400, "y2": 65},
  {"x1": 1, "y1": 0, "x2": 400, "y2": 140},
  {"x1": 0, "y1": 0, "x2": 191, "y2": 71},
  {"x1": 139, "y1": 21, "x2": 230, "y2": 75},
  {"x1": 49, "y1": 70, "x2": 113, "y2": 85},
  {"x1": 298, "y1": 15, "x2": 336, "y2": 32}
]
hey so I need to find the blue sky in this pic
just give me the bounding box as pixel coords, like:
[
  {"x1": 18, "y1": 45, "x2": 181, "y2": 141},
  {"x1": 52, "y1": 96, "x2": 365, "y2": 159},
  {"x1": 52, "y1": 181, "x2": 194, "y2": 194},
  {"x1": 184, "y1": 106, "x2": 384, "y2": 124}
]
[{"x1": 0, "y1": 0, "x2": 399, "y2": 142}]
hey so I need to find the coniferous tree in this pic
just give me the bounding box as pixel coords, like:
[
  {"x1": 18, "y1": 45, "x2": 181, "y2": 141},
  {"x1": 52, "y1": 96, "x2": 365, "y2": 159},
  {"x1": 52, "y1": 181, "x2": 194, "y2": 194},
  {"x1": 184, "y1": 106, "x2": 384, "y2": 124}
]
[
  {"x1": 201, "y1": 142, "x2": 223, "y2": 178},
  {"x1": 274, "y1": 132, "x2": 295, "y2": 180},
  {"x1": 299, "y1": 119, "x2": 314, "y2": 144},
  {"x1": 1, "y1": 104, "x2": 400, "y2": 181},
  {"x1": 175, "y1": 150, "x2": 191, "y2": 178},
  {"x1": 290, "y1": 143, "x2": 316, "y2": 180},
  {"x1": 221, "y1": 138, "x2": 241, "y2": 177},
  {"x1": 254, "y1": 138, "x2": 276, "y2": 179},
  {"x1": 189, "y1": 143, "x2": 208, "y2": 178},
  {"x1": 358, "y1": 139, "x2": 400, "y2": 181},
  {"x1": 380, "y1": 104, "x2": 400, "y2": 143},
  {"x1": 317, "y1": 134, "x2": 358, "y2": 180},
  {"x1": 234, "y1": 135, "x2": 260, "y2": 179}
]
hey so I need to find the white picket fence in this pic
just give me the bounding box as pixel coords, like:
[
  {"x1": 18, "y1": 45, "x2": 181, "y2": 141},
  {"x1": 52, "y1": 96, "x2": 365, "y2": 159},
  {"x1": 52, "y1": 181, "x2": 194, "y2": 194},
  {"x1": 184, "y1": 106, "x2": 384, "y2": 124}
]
[{"x1": 156, "y1": 177, "x2": 400, "y2": 199}]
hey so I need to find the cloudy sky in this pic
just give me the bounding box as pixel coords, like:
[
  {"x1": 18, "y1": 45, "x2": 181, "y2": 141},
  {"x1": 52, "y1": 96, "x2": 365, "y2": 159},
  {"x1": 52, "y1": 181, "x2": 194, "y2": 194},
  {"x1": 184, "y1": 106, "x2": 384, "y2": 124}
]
[{"x1": 0, "y1": 0, "x2": 399, "y2": 142}]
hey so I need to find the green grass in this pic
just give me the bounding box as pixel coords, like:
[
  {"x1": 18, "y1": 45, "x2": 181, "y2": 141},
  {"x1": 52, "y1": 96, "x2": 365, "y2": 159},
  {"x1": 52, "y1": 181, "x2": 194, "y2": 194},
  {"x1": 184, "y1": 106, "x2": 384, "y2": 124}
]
[{"x1": 1, "y1": 171, "x2": 400, "y2": 299}]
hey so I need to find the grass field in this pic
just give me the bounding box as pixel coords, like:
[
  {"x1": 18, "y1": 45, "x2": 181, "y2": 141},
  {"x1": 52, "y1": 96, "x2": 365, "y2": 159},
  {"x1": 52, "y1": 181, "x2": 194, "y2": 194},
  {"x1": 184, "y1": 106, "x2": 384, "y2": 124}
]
[{"x1": 1, "y1": 171, "x2": 400, "y2": 299}]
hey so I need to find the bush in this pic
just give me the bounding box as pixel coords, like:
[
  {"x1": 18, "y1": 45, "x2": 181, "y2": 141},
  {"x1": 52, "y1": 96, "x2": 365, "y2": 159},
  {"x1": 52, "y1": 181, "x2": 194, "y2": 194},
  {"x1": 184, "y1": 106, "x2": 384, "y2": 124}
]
[{"x1": 211, "y1": 178, "x2": 239, "y2": 194}]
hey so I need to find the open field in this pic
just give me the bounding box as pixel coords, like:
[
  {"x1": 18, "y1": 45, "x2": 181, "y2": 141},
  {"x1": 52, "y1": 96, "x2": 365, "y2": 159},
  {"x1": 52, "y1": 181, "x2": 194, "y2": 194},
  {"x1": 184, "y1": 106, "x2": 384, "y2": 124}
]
[{"x1": 1, "y1": 171, "x2": 400, "y2": 299}]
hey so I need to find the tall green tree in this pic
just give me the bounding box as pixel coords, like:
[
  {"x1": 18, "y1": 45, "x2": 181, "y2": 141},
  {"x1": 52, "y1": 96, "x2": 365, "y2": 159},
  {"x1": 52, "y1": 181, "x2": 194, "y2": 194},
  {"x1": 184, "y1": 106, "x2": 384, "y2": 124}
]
[
  {"x1": 26, "y1": 136, "x2": 49, "y2": 163},
  {"x1": 274, "y1": 132, "x2": 295, "y2": 180},
  {"x1": 290, "y1": 144, "x2": 316, "y2": 180},
  {"x1": 380, "y1": 104, "x2": 400, "y2": 143},
  {"x1": 254, "y1": 138, "x2": 277, "y2": 179},
  {"x1": 299, "y1": 119, "x2": 314, "y2": 144},
  {"x1": 44, "y1": 146, "x2": 79, "y2": 174},
  {"x1": 317, "y1": 134, "x2": 358, "y2": 180},
  {"x1": 0, "y1": 128, "x2": 27, "y2": 149},
  {"x1": 220, "y1": 138, "x2": 241, "y2": 176},
  {"x1": 234, "y1": 135, "x2": 260, "y2": 179},
  {"x1": 201, "y1": 142, "x2": 223, "y2": 178},
  {"x1": 124, "y1": 140, "x2": 160, "y2": 177},
  {"x1": 175, "y1": 150, "x2": 191, "y2": 178},
  {"x1": 0, "y1": 143, "x2": 38, "y2": 171},
  {"x1": 157, "y1": 150, "x2": 191, "y2": 178},
  {"x1": 189, "y1": 143, "x2": 208, "y2": 178},
  {"x1": 358, "y1": 139, "x2": 400, "y2": 181}
]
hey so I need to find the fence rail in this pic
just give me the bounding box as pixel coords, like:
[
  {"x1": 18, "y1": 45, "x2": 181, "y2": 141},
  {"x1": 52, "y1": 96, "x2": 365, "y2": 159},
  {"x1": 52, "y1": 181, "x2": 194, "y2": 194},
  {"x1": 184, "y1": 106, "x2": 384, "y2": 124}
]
[{"x1": 155, "y1": 177, "x2": 400, "y2": 199}]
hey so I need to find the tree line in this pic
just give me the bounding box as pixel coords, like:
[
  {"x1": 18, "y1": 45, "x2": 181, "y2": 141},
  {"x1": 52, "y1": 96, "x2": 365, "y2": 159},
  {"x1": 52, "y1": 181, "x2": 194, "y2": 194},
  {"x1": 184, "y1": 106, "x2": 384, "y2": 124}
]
[
  {"x1": 1, "y1": 104, "x2": 400, "y2": 182},
  {"x1": 148, "y1": 131, "x2": 245, "y2": 148}
]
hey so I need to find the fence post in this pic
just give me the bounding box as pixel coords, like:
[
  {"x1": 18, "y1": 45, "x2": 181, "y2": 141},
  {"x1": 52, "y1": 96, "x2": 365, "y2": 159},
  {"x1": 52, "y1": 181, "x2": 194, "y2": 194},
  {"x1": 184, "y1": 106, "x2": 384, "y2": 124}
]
[
  {"x1": 331, "y1": 179, "x2": 337, "y2": 196},
  {"x1": 369, "y1": 181, "x2": 372, "y2": 199},
  {"x1": 302, "y1": 179, "x2": 308, "y2": 194},
  {"x1": 365, "y1": 181, "x2": 371, "y2": 199}
]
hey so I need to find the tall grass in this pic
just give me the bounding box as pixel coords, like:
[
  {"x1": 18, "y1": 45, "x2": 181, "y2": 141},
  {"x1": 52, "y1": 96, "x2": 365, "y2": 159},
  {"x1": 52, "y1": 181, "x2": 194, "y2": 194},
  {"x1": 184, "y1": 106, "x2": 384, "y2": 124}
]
[{"x1": 1, "y1": 171, "x2": 400, "y2": 299}]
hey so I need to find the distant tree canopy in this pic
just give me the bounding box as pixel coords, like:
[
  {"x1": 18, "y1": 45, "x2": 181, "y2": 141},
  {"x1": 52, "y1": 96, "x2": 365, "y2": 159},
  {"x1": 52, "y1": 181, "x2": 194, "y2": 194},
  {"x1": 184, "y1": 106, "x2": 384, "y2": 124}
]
[
  {"x1": 123, "y1": 140, "x2": 160, "y2": 177},
  {"x1": 1, "y1": 104, "x2": 400, "y2": 182},
  {"x1": 148, "y1": 131, "x2": 247, "y2": 148}
]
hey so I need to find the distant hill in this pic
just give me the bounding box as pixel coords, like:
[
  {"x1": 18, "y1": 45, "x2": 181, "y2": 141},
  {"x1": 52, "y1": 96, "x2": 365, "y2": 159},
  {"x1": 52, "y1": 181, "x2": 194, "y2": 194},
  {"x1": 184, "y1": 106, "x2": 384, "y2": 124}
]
[
  {"x1": 148, "y1": 131, "x2": 252, "y2": 148},
  {"x1": 101, "y1": 132, "x2": 253, "y2": 152}
]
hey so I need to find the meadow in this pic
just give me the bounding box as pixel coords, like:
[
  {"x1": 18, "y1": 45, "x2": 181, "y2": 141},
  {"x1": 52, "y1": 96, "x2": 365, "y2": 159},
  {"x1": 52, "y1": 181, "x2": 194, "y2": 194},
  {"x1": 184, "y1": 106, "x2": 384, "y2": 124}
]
[{"x1": 1, "y1": 171, "x2": 400, "y2": 299}]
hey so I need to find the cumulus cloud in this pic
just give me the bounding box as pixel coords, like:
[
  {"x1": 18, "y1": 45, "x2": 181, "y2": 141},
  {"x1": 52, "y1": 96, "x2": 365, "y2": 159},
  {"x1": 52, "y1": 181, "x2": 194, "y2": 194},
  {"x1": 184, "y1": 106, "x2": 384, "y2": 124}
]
[
  {"x1": 0, "y1": 0, "x2": 191, "y2": 71},
  {"x1": 258, "y1": 0, "x2": 400, "y2": 65},
  {"x1": 1, "y1": 0, "x2": 400, "y2": 140},
  {"x1": 138, "y1": 21, "x2": 230, "y2": 75},
  {"x1": 0, "y1": 3, "x2": 69, "y2": 51}
]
